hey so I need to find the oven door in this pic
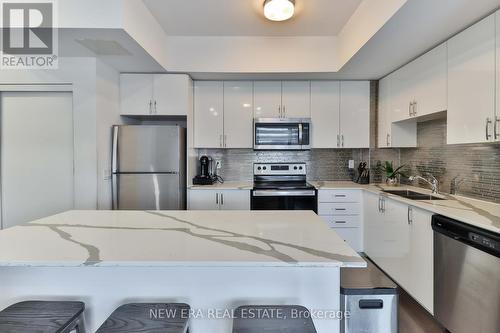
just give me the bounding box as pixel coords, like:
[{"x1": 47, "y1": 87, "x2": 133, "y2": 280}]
[
  {"x1": 251, "y1": 189, "x2": 317, "y2": 213},
  {"x1": 254, "y1": 119, "x2": 310, "y2": 150}
]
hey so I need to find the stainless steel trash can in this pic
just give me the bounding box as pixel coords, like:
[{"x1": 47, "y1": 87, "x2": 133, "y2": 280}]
[{"x1": 340, "y1": 258, "x2": 398, "y2": 333}]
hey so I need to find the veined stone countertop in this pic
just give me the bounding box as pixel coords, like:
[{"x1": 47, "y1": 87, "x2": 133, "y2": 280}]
[
  {"x1": 311, "y1": 181, "x2": 500, "y2": 234},
  {"x1": 188, "y1": 181, "x2": 253, "y2": 190},
  {"x1": 0, "y1": 210, "x2": 365, "y2": 268}
]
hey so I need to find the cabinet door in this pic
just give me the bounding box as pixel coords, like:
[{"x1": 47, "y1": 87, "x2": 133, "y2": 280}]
[
  {"x1": 223, "y1": 81, "x2": 254, "y2": 148},
  {"x1": 363, "y1": 192, "x2": 384, "y2": 259},
  {"x1": 120, "y1": 74, "x2": 153, "y2": 115},
  {"x1": 188, "y1": 189, "x2": 219, "y2": 210},
  {"x1": 281, "y1": 81, "x2": 311, "y2": 118},
  {"x1": 339, "y1": 81, "x2": 370, "y2": 148},
  {"x1": 378, "y1": 76, "x2": 391, "y2": 148},
  {"x1": 408, "y1": 207, "x2": 434, "y2": 314},
  {"x1": 219, "y1": 190, "x2": 250, "y2": 210},
  {"x1": 254, "y1": 81, "x2": 282, "y2": 118},
  {"x1": 447, "y1": 14, "x2": 496, "y2": 144},
  {"x1": 412, "y1": 43, "x2": 447, "y2": 117},
  {"x1": 153, "y1": 74, "x2": 191, "y2": 116},
  {"x1": 390, "y1": 65, "x2": 413, "y2": 122},
  {"x1": 311, "y1": 81, "x2": 340, "y2": 148},
  {"x1": 194, "y1": 81, "x2": 224, "y2": 148}
]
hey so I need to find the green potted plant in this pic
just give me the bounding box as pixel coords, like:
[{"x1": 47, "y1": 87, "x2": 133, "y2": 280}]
[{"x1": 380, "y1": 161, "x2": 408, "y2": 186}]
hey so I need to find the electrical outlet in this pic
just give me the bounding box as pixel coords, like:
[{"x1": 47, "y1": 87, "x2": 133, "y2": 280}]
[
  {"x1": 216, "y1": 160, "x2": 222, "y2": 169},
  {"x1": 348, "y1": 160, "x2": 355, "y2": 169}
]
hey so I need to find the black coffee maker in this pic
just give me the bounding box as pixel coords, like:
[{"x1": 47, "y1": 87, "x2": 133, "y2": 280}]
[{"x1": 192, "y1": 156, "x2": 216, "y2": 185}]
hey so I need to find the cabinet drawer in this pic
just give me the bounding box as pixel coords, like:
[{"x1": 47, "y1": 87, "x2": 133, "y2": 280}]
[
  {"x1": 318, "y1": 202, "x2": 361, "y2": 215},
  {"x1": 320, "y1": 215, "x2": 361, "y2": 228},
  {"x1": 332, "y1": 228, "x2": 362, "y2": 252},
  {"x1": 318, "y1": 189, "x2": 361, "y2": 203}
]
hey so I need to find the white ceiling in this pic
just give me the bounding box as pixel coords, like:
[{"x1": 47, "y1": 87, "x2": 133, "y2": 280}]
[{"x1": 143, "y1": 0, "x2": 363, "y2": 36}]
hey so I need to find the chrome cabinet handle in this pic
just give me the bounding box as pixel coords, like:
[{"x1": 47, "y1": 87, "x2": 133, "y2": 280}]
[
  {"x1": 412, "y1": 101, "x2": 417, "y2": 116},
  {"x1": 220, "y1": 193, "x2": 224, "y2": 205},
  {"x1": 149, "y1": 100, "x2": 153, "y2": 114},
  {"x1": 381, "y1": 197, "x2": 386, "y2": 213},
  {"x1": 378, "y1": 196, "x2": 382, "y2": 212},
  {"x1": 278, "y1": 105, "x2": 282, "y2": 118},
  {"x1": 408, "y1": 102, "x2": 412, "y2": 117},
  {"x1": 341, "y1": 135, "x2": 345, "y2": 147},
  {"x1": 154, "y1": 100, "x2": 157, "y2": 114},
  {"x1": 408, "y1": 206, "x2": 413, "y2": 225},
  {"x1": 220, "y1": 134, "x2": 223, "y2": 148},
  {"x1": 216, "y1": 193, "x2": 219, "y2": 205},
  {"x1": 337, "y1": 134, "x2": 340, "y2": 147},
  {"x1": 283, "y1": 105, "x2": 286, "y2": 118},
  {"x1": 486, "y1": 118, "x2": 492, "y2": 141},
  {"x1": 494, "y1": 116, "x2": 499, "y2": 140},
  {"x1": 386, "y1": 133, "x2": 391, "y2": 147}
]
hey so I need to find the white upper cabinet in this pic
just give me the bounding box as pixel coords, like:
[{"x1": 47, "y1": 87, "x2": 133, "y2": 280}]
[
  {"x1": 496, "y1": 10, "x2": 500, "y2": 142},
  {"x1": 153, "y1": 74, "x2": 191, "y2": 116},
  {"x1": 412, "y1": 43, "x2": 447, "y2": 117},
  {"x1": 378, "y1": 74, "x2": 417, "y2": 148},
  {"x1": 223, "y1": 81, "x2": 254, "y2": 148},
  {"x1": 339, "y1": 81, "x2": 370, "y2": 148},
  {"x1": 447, "y1": 13, "x2": 496, "y2": 144},
  {"x1": 390, "y1": 63, "x2": 413, "y2": 122},
  {"x1": 281, "y1": 81, "x2": 311, "y2": 118},
  {"x1": 378, "y1": 76, "x2": 392, "y2": 148},
  {"x1": 120, "y1": 74, "x2": 191, "y2": 116},
  {"x1": 311, "y1": 81, "x2": 340, "y2": 148},
  {"x1": 194, "y1": 81, "x2": 224, "y2": 148},
  {"x1": 120, "y1": 74, "x2": 154, "y2": 115},
  {"x1": 253, "y1": 81, "x2": 282, "y2": 118}
]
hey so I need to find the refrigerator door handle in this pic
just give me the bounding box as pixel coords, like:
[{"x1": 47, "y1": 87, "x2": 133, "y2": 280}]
[
  {"x1": 111, "y1": 125, "x2": 119, "y2": 173},
  {"x1": 112, "y1": 175, "x2": 119, "y2": 210}
]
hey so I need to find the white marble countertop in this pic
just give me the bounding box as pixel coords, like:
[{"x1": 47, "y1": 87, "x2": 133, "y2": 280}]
[
  {"x1": 0, "y1": 210, "x2": 365, "y2": 268},
  {"x1": 188, "y1": 181, "x2": 253, "y2": 190},
  {"x1": 311, "y1": 181, "x2": 500, "y2": 234}
]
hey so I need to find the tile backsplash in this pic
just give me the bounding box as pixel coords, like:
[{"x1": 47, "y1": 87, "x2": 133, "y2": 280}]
[
  {"x1": 399, "y1": 118, "x2": 500, "y2": 203},
  {"x1": 197, "y1": 149, "x2": 356, "y2": 182}
]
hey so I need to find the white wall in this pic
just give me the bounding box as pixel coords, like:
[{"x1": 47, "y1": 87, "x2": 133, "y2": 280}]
[
  {"x1": 0, "y1": 57, "x2": 132, "y2": 211},
  {"x1": 0, "y1": 58, "x2": 98, "y2": 209}
]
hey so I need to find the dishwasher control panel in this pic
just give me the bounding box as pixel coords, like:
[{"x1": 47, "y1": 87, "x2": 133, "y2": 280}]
[{"x1": 469, "y1": 232, "x2": 498, "y2": 251}]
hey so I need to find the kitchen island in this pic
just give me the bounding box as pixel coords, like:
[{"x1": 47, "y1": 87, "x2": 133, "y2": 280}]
[{"x1": 0, "y1": 210, "x2": 364, "y2": 333}]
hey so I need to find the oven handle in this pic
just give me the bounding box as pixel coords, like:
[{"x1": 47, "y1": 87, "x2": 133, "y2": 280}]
[
  {"x1": 298, "y1": 123, "x2": 303, "y2": 145},
  {"x1": 253, "y1": 190, "x2": 316, "y2": 197}
]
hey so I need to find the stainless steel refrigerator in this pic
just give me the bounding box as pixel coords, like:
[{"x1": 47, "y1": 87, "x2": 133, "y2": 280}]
[{"x1": 111, "y1": 125, "x2": 186, "y2": 210}]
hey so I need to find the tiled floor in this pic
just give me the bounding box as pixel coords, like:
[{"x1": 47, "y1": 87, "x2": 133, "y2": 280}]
[{"x1": 399, "y1": 289, "x2": 446, "y2": 333}]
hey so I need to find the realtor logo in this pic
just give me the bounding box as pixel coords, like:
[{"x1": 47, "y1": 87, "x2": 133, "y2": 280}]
[{"x1": 0, "y1": 0, "x2": 58, "y2": 69}]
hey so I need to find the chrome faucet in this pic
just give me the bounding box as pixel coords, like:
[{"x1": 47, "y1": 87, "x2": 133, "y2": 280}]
[{"x1": 408, "y1": 174, "x2": 439, "y2": 194}]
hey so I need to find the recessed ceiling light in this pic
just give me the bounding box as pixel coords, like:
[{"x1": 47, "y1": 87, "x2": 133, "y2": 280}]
[{"x1": 263, "y1": 0, "x2": 295, "y2": 22}]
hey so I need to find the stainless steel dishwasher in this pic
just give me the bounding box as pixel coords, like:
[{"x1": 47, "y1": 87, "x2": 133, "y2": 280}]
[{"x1": 432, "y1": 215, "x2": 500, "y2": 333}]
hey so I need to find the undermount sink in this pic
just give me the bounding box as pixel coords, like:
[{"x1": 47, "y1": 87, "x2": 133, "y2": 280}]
[{"x1": 383, "y1": 190, "x2": 446, "y2": 201}]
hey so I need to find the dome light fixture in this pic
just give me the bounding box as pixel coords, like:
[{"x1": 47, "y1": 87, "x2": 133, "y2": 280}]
[{"x1": 263, "y1": 0, "x2": 295, "y2": 22}]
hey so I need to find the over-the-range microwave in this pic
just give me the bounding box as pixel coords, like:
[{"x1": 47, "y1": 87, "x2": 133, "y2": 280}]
[{"x1": 253, "y1": 118, "x2": 311, "y2": 150}]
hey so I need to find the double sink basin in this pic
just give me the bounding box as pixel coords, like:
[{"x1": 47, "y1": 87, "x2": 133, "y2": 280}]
[{"x1": 383, "y1": 190, "x2": 446, "y2": 201}]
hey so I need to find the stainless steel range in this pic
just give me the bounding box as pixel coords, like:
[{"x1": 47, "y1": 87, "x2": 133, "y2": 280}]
[{"x1": 251, "y1": 163, "x2": 317, "y2": 213}]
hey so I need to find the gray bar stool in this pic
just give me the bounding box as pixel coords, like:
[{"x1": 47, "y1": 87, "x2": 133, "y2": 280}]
[
  {"x1": 232, "y1": 305, "x2": 317, "y2": 333},
  {"x1": 0, "y1": 300, "x2": 85, "y2": 333},
  {"x1": 96, "y1": 303, "x2": 190, "y2": 333}
]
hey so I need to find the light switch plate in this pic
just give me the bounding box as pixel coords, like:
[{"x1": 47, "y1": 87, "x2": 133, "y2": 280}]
[{"x1": 348, "y1": 160, "x2": 355, "y2": 169}]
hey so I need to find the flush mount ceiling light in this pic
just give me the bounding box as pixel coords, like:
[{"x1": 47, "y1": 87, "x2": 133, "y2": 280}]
[{"x1": 263, "y1": 0, "x2": 295, "y2": 22}]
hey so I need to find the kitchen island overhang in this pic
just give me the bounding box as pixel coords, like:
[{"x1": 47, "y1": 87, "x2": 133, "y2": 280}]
[{"x1": 0, "y1": 210, "x2": 365, "y2": 333}]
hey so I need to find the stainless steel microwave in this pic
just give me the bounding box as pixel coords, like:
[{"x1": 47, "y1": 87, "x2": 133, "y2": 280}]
[{"x1": 254, "y1": 118, "x2": 311, "y2": 150}]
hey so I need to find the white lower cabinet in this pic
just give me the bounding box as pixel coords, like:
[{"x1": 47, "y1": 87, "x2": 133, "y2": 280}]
[
  {"x1": 319, "y1": 189, "x2": 363, "y2": 252},
  {"x1": 364, "y1": 192, "x2": 434, "y2": 314},
  {"x1": 188, "y1": 189, "x2": 250, "y2": 210}
]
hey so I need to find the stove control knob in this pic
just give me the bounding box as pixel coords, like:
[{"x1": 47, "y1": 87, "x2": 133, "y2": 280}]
[
  {"x1": 263, "y1": 166, "x2": 267, "y2": 170},
  {"x1": 294, "y1": 166, "x2": 298, "y2": 170},
  {"x1": 299, "y1": 166, "x2": 303, "y2": 170},
  {"x1": 257, "y1": 167, "x2": 262, "y2": 171}
]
